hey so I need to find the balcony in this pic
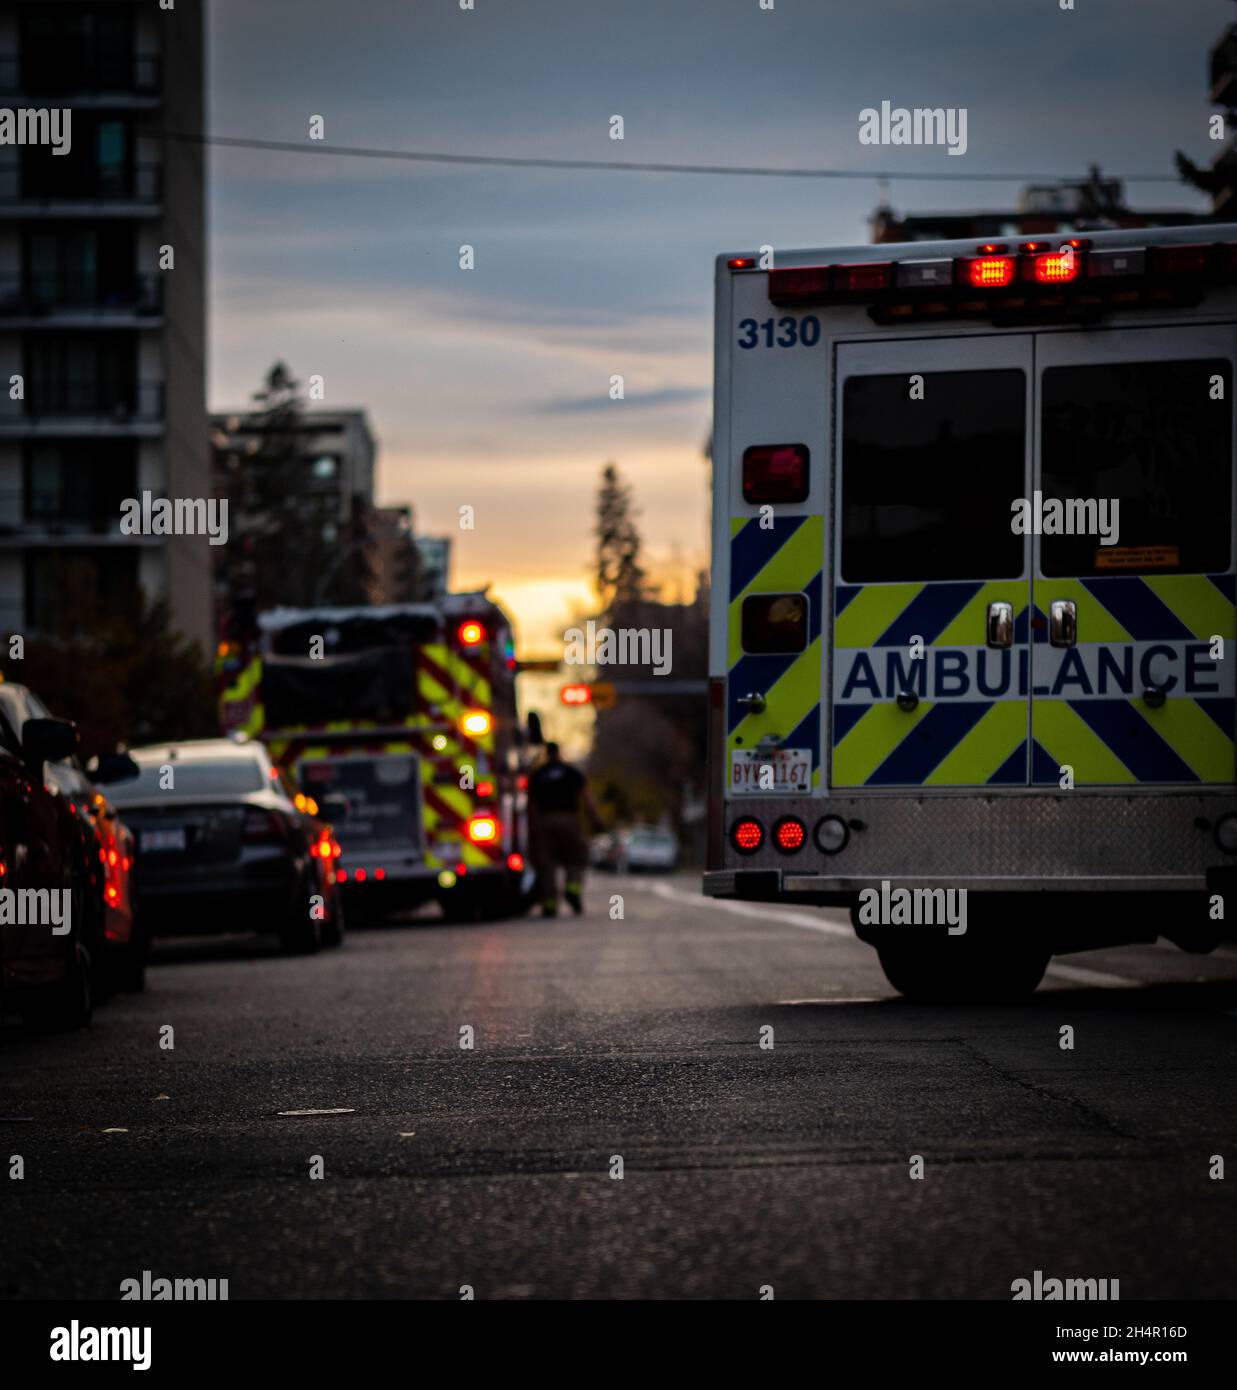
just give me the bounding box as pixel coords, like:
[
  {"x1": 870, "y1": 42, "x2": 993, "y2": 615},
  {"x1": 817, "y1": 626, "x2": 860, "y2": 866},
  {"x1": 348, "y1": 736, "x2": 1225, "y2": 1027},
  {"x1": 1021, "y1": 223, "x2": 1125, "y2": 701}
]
[
  {"x1": 0, "y1": 163, "x2": 162, "y2": 214},
  {"x1": 0, "y1": 53, "x2": 162, "y2": 105},
  {"x1": 0, "y1": 489, "x2": 151, "y2": 546},
  {"x1": 0, "y1": 272, "x2": 163, "y2": 325},
  {"x1": 0, "y1": 380, "x2": 164, "y2": 437}
]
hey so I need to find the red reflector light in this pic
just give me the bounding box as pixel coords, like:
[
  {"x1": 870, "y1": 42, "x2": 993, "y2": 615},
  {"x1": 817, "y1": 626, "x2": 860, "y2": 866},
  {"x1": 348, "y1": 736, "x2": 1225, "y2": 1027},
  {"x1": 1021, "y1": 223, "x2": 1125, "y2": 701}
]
[
  {"x1": 833, "y1": 262, "x2": 892, "y2": 294},
  {"x1": 507, "y1": 852, "x2": 525, "y2": 872},
  {"x1": 773, "y1": 817, "x2": 807, "y2": 853},
  {"x1": 742, "y1": 444, "x2": 809, "y2": 504},
  {"x1": 374, "y1": 867, "x2": 385, "y2": 881},
  {"x1": 731, "y1": 819, "x2": 763, "y2": 854},
  {"x1": 1031, "y1": 249, "x2": 1079, "y2": 283},
  {"x1": 768, "y1": 266, "x2": 830, "y2": 305},
  {"x1": 354, "y1": 868, "x2": 367, "y2": 883},
  {"x1": 1147, "y1": 244, "x2": 1211, "y2": 276},
  {"x1": 336, "y1": 869, "x2": 347, "y2": 882},
  {"x1": 458, "y1": 621, "x2": 485, "y2": 646},
  {"x1": 965, "y1": 256, "x2": 1015, "y2": 288}
]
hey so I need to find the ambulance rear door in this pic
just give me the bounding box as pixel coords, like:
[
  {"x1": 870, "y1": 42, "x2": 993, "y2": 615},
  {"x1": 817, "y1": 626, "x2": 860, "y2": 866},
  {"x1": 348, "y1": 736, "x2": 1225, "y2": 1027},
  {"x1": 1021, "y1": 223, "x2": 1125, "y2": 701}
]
[
  {"x1": 832, "y1": 334, "x2": 1033, "y2": 788},
  {"x1": 1030, "y1": 326, "x2": 1237, "y2": 786}
]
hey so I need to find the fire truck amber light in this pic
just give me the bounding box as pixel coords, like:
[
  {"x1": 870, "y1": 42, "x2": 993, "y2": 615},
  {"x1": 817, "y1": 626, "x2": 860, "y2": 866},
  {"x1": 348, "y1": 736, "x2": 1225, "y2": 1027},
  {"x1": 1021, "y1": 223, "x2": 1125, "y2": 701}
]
[
  {"x1": 966, "y1": 256, "x2": 1015, "y2": 288},
  {"x1": 460, "y1": 709, "x2": 491, "y2": 736},
  {"x1": 467, "y1": 815, "x2": 499, "y2": 843},
  {"x1": 773, "y1": 817, "x2": 806, "y2": 853},
  {"x1": 1216, "y1": 816, "x2": 1237, "y2": 854},
  {"x1": 731, "y1": 819, "x2": 764, "y2": 855},
  {"x1": 814, "y1": 816, "x2": 849, "y2": 855}
]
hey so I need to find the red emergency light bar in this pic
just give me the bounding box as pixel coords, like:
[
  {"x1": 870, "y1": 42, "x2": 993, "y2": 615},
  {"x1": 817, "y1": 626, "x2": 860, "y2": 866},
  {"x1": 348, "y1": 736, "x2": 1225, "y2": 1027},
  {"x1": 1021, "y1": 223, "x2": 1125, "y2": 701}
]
[{"x1": 764, "y1": 239, "x2": 1237, "y2": 318}]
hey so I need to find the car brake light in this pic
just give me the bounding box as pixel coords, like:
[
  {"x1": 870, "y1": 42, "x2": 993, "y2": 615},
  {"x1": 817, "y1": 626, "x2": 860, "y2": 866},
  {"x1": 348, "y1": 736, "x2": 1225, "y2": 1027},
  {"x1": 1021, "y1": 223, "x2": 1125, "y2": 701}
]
[
  {"x1": 336, "y1": 869, "x2": 347, "y2": 882},
  {"x1": 731, "y1": 818, "x2": 763, "y2": 854},
  {"x1": 354, "y1": 868, "x2": 367, "y2": 882},
  {"x1": 507, "y1": 852, "x2": 525, "y2": 871},
  {"x1": 477, "y1": 780, "x2": 495, "y2": 798},
  {"x1": 374, "y1": 867, "x2": 385, "y2": 881},
  {"x1": 964, "y1": 256, "x2": 1015, "y2": 288},
  {"x1": 742, "y1": 444, "x2": 809, "y2": 504}
]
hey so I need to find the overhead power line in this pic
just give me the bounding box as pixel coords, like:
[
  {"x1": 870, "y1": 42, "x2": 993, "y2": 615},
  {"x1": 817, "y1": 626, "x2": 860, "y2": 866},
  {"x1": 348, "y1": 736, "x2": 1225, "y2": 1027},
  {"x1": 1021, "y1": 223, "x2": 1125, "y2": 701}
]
[{"x1": 159, "y1": 130, "x2": 1185, "y2": 184}]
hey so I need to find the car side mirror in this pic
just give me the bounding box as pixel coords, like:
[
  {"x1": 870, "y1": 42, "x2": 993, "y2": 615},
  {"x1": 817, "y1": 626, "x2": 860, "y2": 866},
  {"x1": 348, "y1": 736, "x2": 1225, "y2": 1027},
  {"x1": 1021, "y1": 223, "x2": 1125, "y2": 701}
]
[
  {"x1": 318, "y1": 794, "x2": 349, "y2": 821},
  {"x1": 23, "y1": 718, "x2": 78, "y2": 767},
  {"x1": 89, "y1": 751, "x2": 141, "y2": 784}
]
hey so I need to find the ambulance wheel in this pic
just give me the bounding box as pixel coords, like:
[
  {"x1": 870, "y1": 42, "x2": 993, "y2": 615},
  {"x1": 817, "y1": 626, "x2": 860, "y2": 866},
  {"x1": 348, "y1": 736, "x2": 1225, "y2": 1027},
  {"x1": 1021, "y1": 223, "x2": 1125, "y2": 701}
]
[{"x1": 875, "y1": 935, "x2": 1048, "y2": 1003}]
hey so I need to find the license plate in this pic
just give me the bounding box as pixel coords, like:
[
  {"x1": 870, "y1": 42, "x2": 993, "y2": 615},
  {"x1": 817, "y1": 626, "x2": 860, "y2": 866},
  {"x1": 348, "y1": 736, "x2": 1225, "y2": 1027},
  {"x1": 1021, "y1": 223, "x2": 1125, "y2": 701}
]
[
  {"x1": 141, "y1": 827, "x2": 187, "y2": 853},
  {"x1": 730, "y1": 748, "x2": 811, "y2": 795}
]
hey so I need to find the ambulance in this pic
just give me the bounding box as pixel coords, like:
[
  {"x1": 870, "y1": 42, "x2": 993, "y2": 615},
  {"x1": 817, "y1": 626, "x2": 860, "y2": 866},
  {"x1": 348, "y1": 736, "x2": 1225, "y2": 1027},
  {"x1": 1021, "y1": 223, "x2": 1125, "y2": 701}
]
[{"x1": 706, "y1": 226, "x2": 1237, "y2": 999}]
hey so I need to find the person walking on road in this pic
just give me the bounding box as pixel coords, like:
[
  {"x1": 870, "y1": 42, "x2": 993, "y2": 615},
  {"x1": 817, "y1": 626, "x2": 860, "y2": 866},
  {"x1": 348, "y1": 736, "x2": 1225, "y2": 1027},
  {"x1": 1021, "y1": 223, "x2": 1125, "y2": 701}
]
[{"x1": 528, "y1": 742, "x2": 599, "y2": 917}]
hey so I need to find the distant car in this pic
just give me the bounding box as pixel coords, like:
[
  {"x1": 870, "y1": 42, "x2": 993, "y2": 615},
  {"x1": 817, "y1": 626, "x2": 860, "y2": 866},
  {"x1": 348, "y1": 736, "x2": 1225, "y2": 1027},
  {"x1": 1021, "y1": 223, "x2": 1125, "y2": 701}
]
[
  {"x1": 0, "y1": 684, "x2": 94, "y2": 1028},
  {"x1": 106, "y1": 738, "x2": 344, "y2": 954},
  {"x1": 589, "y1": 832, "x2": 619, "y2": 870},
  {"x1": 621, "y1": 826, "x2": 679, "y2": 873}
]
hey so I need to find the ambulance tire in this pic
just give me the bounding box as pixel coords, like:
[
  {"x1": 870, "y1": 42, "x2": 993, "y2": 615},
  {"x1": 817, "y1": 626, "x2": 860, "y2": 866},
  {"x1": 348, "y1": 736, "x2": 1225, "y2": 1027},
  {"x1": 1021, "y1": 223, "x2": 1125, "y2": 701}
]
[{"x1": 874, "y1": 935, "x2": 1048, "y2": 1003}]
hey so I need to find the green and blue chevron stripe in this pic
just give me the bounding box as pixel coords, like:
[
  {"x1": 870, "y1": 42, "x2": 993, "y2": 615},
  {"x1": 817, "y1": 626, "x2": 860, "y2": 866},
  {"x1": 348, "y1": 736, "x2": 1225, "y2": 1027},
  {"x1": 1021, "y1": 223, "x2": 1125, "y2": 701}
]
[
  {"x1": 832, "y1": 579, "x2": 1031, "y2": 788},
  {"x1": 1030, "y1": 573, "x2": 1236, "y2": 785},
  {"x1": 727, "y1": 514, "x2": 824, "y2": 790}
]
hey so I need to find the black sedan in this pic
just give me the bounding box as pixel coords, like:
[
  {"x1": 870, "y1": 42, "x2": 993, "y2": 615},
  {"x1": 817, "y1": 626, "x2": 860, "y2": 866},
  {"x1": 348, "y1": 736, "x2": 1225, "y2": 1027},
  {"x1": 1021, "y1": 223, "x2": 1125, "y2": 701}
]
[{"x1": 107, "y1": 737, "x2": 345, "y2": 953}]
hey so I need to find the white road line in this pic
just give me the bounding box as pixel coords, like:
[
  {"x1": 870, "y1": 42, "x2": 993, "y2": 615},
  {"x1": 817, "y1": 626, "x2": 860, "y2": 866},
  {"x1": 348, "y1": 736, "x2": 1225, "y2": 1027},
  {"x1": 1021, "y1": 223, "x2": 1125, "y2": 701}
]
[
  {"x1": 277, "y1": 1108, "x2": 356, "y2": 1117},
  {"x1": 1044, "y1": 962, "x2": 1141, "y2": 989},
  {"x1": 634, "y1": 880, "x2": 852, "y2": 937}
]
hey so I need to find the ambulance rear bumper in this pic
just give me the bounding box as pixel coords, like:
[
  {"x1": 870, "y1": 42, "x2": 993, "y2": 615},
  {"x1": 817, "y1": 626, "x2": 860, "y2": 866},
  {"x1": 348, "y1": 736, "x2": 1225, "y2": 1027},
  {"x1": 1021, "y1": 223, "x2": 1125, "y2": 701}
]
[{"x1": 706, "y1": 790, "x2": 1237, "y2": 899}]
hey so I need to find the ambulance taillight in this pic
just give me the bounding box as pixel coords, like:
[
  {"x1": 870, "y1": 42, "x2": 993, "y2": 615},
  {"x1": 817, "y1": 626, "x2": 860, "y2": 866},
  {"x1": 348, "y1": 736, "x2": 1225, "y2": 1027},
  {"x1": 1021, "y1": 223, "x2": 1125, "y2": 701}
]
[{"x1": 742, "y1": 444, "x2": 809, "y2": 504}]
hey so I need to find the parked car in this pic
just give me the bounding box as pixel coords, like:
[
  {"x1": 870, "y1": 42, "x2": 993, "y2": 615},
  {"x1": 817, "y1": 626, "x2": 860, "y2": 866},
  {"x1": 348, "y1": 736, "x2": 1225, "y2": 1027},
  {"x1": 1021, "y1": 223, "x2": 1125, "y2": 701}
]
[
  {"x1": 0, "y1": 683, "x2": 94, "y2": 1028},
  {"x1": 621, "y1": 825, "x2": 679, "y2": 873},
  {"x1": 107, "y1": 737, "x2": 345, "y2": 953}
]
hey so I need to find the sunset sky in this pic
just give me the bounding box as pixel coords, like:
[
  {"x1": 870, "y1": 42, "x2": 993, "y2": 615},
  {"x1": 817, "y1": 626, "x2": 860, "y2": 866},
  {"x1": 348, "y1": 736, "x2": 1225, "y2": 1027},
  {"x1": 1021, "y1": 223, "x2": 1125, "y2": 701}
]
[{"x1": 206, "y1": 0, "x2": 1215, "y2": 658}]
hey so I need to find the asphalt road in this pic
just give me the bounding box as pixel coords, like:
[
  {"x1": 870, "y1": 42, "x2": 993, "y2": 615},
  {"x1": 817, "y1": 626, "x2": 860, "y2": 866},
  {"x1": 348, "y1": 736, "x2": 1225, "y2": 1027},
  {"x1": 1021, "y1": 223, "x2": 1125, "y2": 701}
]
[{"x1": 2, "y1": 873, "x2": 1236, "y2": 1300}]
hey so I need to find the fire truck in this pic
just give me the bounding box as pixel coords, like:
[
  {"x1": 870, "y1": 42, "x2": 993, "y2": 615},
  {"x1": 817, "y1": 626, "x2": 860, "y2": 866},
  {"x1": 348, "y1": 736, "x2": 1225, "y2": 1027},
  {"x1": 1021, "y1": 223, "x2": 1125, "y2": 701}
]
[
  {"x1": 707, "y1": 225, "x2": 1237, "y2": 999},
  {"x1": 217, "y1": 592, "x2": 533, "y2": 920}
]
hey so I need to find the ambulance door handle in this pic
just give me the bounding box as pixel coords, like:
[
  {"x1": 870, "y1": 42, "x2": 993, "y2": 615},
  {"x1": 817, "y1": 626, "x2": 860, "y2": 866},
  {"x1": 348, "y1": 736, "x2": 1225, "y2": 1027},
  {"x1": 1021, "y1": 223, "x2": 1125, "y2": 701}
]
[
  {"x1": 895, "y1": 690, "x2": 919, "y2": 712},
  {"x1": 1049, "y1": 600, "x2": 1077, "y2": 648},
  {"x1": 986, "y1": 601, "x2": 1013, "y2": 649},
  {"x1": 738, "y1": 691, "x2": 766, "y2": 714}
]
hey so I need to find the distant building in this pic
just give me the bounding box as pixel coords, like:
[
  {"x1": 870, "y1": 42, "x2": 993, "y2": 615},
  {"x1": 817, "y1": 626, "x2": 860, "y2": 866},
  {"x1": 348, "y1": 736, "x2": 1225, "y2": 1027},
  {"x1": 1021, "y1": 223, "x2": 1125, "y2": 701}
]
[
  {"x1": 368, "y1": 504, "x2": 419, "y2": 604},
  {"x1": 872, "y1": 170, "x2": 1201, "y2": 245},
  {"x1": 0, "y1": 0, "x2": 210, "y2": 651},
  {"x1": 210, "y1": 405, "x2": 379, "y2": 611},
  {"x1": 414, "y1": 536, "x2": 450, "y2": 601}
]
